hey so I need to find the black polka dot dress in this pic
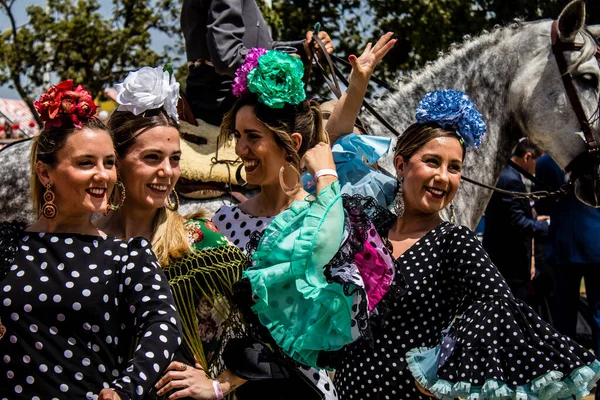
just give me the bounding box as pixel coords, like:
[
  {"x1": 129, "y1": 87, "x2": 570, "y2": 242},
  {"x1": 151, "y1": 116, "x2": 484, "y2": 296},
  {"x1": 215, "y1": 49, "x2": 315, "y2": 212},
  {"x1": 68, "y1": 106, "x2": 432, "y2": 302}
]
[
  {"x1": 213, "y1": 205, "x2": 338, "y2": 400},
  {"x1": 0, "y1": 223, "x2": 182, "y2": 400},
  {"x1": 335, "y1": 222, "x2": 599, "y2": 399}
]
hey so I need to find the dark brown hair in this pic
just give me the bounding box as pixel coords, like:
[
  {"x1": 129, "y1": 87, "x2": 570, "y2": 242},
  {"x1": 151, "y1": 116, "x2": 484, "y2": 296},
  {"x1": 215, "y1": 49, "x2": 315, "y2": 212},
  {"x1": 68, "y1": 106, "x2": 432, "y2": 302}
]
[
  {"x1": 220, "y1": 93, "x2": 328, "y2": 168},
  {"x1": 394, "y1": 122, "x2": 466, "y2": 162},
  {"x1": 513, "y1": 138, "x2": 543, "y2": 159},
  {"x1": 30, "y1": 118, "x2": 111, "y2": 217}
]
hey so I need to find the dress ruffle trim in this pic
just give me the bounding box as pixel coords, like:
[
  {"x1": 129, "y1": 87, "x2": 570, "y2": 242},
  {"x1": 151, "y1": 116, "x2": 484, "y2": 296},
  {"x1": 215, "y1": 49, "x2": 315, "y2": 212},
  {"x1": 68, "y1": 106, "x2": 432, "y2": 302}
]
[
  {"x1": 407, "y1": 347, "x2": 600, "y2": 400},
  {"x1": 406, "y1": 295, "x2": 600, "y2": 399},
  {"x1": 246, "y1": 182, "x2": 356, "y2": 368}
]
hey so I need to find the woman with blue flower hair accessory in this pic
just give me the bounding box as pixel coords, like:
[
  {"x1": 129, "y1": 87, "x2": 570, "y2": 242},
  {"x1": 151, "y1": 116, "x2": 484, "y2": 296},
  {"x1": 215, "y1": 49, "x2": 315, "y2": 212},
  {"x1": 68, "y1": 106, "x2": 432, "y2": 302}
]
[{"x1": 333, "y1": 89, "x2": 600, "y2": 399}]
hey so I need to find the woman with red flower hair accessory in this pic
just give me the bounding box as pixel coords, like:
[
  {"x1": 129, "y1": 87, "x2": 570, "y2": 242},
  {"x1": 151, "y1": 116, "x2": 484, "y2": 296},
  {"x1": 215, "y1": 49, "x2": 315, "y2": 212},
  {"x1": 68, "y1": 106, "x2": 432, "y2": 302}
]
[
  {"x1": 0, "y1": 80, "x2": 182, "y2": 400},
  {"x1": 93, "y1": 66, "x2": 250, "y2": 400}
]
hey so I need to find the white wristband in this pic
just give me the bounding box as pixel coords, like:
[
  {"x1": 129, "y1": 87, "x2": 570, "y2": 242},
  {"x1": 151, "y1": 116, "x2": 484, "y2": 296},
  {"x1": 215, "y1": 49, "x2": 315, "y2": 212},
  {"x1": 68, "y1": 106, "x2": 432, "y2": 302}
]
[{"x1": 314, "y1": 168, "x2": 338, "y2": 181}]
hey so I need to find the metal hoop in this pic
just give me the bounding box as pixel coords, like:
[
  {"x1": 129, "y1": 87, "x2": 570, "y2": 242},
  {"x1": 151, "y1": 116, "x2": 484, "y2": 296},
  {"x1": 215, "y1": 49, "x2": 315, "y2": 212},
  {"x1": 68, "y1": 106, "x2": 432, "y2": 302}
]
[
  {"x1": 166, "y1": 189, "x2": 180, "y2": 211},
  {"x1": 279, "y1": 163, "x2": 301, "y2": 196}
]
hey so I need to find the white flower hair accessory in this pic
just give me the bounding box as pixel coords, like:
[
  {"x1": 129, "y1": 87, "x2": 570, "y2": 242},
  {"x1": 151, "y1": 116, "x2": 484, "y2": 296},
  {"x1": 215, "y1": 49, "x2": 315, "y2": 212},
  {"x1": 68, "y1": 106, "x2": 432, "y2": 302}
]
[{"x1": 115, "y1": 66, "x2": 180, "y2": 123}]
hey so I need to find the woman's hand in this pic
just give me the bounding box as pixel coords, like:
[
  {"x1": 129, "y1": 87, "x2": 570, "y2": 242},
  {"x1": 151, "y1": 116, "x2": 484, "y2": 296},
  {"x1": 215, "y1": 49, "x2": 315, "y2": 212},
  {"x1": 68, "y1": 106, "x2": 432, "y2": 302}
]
[
  {"x1": 415, "y1": 381, "x2": 437, "y2": 398},
  {"x1": 348, "y1": 32, "x2": 396, "y2": 91},
  {"x1": 300, "y1": 142, "x2": 336, "y2": 178},
  {"x1": 155, "y1": 362, "x2": 215, "y2": 400},
  {"x1": 98, "y1": 389, "x2": 121, "y2": 400},
  {"x1": 304, "y1": 30, "x2": 335, "y2": 56}
]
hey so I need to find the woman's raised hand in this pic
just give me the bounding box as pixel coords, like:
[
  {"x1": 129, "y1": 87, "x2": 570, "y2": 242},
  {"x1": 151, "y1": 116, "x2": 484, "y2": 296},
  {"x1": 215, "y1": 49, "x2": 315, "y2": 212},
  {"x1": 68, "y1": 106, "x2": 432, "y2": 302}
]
[
  {"x1": 155, "y1": 361, "x2": 216, "y2": 400},
  {"x1": 348, "y1": 32, "x2": 396, "y2": 90},
  {"x1": 300, "y1": 142, "x2": 336, "y2": 178}
]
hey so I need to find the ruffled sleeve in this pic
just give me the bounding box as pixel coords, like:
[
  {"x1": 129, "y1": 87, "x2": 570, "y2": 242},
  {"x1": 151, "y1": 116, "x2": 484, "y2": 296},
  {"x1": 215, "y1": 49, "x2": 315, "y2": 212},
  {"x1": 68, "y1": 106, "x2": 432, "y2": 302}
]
[
  {"x1": 243, "y1": 182, "x2": 396, "y2": 369},
  {"x1": 406, "y1": 225, "x2": 600, "y2": 400},
  {"x1": 302, "y1": 134, "x2": 396, "y2": 208}
]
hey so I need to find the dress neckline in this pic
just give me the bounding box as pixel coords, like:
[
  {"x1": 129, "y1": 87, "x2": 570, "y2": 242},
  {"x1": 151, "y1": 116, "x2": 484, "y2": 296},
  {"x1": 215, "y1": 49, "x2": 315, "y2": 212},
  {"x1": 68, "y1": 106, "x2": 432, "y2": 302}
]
[{"x1": 392, "y1": 221, "x2": 451, "y2": 261}]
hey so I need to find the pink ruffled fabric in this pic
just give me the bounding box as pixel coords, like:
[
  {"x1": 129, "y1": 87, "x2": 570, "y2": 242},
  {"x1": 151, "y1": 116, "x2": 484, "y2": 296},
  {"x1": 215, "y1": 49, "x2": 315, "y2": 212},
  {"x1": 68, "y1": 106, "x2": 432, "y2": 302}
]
[
  {"x1": 232, "y1": 47, "x2": 268, "y2": 97},
  {"x1": 353, "y1": 222, "x2": 394, "y2": 311}
]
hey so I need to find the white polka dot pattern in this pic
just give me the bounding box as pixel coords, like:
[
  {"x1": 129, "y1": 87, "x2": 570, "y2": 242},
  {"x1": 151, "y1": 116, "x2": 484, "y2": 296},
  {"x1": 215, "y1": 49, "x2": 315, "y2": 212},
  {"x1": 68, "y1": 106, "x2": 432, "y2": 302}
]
[
  {"x1": 334, "y1": 223, "x2": 598, "y2": 399},
  {"x1": 0, "y1": 231, "x2": 181, "y2": 399}
]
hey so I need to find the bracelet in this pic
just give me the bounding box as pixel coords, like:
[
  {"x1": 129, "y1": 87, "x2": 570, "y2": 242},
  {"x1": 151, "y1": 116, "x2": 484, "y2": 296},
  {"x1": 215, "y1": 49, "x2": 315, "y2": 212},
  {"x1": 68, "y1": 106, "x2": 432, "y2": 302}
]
[
  {"x1": 213, "y1": 379, "x2": 224, "y2": 400},
  {"x1": 314, "y1": 168, "x2": 338, "y2": 181}
]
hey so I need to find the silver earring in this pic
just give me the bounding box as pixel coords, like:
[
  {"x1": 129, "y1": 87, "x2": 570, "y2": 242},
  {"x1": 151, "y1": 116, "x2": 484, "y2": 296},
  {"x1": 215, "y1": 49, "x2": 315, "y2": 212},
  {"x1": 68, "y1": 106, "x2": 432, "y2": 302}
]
[
  {"x1": 449, "y1": 202, "x2": 456, "y2": 224},
  {"x1": 393, "y1": 176, "x2": 405, "y2": 217}
]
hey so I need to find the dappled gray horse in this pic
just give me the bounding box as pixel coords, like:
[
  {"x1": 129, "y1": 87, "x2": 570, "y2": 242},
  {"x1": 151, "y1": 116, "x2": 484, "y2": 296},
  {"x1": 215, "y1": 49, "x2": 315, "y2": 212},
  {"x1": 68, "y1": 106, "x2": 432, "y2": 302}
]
[
  {"x1": 1, "y1": 0, "x2": 599, "y2": 229},
  {"x1": 363, "y1": 0, "x2": 600, "y2": 228}
]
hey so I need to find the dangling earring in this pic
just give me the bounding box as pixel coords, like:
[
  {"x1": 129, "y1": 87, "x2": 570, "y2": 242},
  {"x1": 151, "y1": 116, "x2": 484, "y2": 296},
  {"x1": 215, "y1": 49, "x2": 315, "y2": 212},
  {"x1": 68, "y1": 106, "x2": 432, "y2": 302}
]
[
  {"x1": 393, "y1": 176, "x2": 405, "y2": 218},
  {"x1": 279, "y1": 154, "x2": 301, "y2": 196},
  {"x1": 105, "y1": 181, "x2": 126, "y2": 215},
  {"x1": 42, "y1": 183, "x2": 57, "y2": 219},
  {"x1": 166, "y1": 189, "x2": 180, "y2": 211},
  {"x1": 449, "y1": 202, "x2": 456, "y2": 225}
]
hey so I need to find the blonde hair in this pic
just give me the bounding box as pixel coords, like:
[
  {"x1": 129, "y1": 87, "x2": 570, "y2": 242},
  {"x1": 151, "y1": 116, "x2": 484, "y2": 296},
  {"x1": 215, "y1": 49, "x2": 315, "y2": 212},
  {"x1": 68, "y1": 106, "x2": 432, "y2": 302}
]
[
  {"x1": 221, "y1": 93, "x2": 328, "y2": 168},
  {"x1": 107, "y1": 109, "x2": 189, "y2": 265},
  {"x1": 30, "y1": 119, "x2": 111, "y2": 218}
]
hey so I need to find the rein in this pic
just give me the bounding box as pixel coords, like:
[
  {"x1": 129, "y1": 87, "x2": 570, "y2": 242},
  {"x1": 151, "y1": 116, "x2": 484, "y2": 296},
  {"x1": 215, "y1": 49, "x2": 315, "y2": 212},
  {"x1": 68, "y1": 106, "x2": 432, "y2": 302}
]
[{"x1": 307, "y1": 22, "x2": 600, "y2": 201}]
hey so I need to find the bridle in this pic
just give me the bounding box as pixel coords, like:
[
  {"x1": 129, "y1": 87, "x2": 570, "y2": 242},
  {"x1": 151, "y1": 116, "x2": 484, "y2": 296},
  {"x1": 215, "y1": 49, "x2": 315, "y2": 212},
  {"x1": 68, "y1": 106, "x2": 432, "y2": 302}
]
[
  {"x1": 307, "y1": 21, "x2": 600, "y2": 201},
  {"x1": 551, "y1": 20, "x2": 600, "y2": 182}
]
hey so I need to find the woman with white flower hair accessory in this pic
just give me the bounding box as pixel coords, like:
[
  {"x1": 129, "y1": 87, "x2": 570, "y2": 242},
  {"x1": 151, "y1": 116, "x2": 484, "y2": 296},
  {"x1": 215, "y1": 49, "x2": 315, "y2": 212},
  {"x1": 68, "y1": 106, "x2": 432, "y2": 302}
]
[
  {"x1": 94, "y1": 66, "x2": 251, "y2": 400},
  {"x1": 0, "y1": 80, "x2": 182, "y2": 400},
  {"x1": 330, "y1": 90, "x2": 600, "y2": 399}
]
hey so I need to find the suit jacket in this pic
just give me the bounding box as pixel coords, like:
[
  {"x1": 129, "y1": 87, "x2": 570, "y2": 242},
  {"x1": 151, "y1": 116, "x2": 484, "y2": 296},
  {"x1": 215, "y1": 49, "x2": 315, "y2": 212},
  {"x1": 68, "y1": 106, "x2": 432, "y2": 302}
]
[
  {"x1": 535, "y1": 154, "x2": 600, "y2": 265},
  {"x1": 482, "y1": 164, "x2": 549, "y2": 282},
  {"x1": 181, "y1": 0, "x2": 298, "y2": 124}
]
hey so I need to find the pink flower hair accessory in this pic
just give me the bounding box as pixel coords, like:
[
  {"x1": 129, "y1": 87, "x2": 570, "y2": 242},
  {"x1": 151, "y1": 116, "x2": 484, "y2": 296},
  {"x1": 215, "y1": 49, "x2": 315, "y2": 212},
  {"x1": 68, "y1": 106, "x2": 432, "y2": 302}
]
[{"x1": 232, "y1": 47, "x2": 268, "y2": 97}]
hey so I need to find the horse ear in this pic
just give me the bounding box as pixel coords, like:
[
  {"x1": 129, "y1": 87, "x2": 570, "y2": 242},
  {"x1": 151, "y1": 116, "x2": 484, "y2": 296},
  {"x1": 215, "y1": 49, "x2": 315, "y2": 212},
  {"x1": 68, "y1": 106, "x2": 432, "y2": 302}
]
[
  {"x1": 557, "y1": 0, "x2": 586, "y2": 41},
  {"x1": 588, "y1": 25, "x2": 600, "y2": 41}
]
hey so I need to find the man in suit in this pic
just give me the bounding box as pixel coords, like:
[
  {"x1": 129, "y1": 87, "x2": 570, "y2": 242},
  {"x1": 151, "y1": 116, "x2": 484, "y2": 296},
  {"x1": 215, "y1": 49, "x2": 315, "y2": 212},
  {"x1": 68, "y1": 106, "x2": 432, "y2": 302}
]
[
  {"x1": 483, "y1": 138, "x2": 549, "y2": 302},
  {"x1": 181, "y1": 0, "x2": 333, "y2": 126}
]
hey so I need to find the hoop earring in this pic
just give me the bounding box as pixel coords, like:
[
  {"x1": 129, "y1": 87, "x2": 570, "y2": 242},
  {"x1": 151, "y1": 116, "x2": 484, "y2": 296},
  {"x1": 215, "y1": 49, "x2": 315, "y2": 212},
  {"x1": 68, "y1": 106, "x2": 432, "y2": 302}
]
[
  {"x1": 166, "y1": 189, "x2": 180, "y2": 211},
  {"x1": 42, "y1": 183, "x2": 57, "y2": 219},
  {"x1": 449, "y1": 202, "x2": 456, "y2": 225},
  {"x1": 105, "y1": 181, "x2": 126, "y2": 215},
  {"x1": 235, "y1": 163, "x2": 247, "y2": 187},
  {"x1": 279, "y1": 156, "x2": 301, "y2": 196},
  {"x1": 393, "y1": 177, "x2": 405, "y2": 218}
]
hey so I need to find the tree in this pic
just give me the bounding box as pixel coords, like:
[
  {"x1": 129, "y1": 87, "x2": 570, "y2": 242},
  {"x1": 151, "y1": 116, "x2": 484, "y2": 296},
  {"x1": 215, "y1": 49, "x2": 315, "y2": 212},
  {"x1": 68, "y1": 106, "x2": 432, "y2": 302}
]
[
  {"x1": 269, "y1": 0, "x2": 600, "y2": 95},
  {"x1": 0, "y1": 0, "x2": 182, "y2": 124}
]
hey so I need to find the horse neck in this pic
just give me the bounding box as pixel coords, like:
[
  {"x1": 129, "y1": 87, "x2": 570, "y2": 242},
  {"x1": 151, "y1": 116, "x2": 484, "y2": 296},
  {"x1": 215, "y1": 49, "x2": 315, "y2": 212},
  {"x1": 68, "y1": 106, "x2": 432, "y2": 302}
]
[{"x1": 366, "y1": 22, "x2": 546, "y2": 227}]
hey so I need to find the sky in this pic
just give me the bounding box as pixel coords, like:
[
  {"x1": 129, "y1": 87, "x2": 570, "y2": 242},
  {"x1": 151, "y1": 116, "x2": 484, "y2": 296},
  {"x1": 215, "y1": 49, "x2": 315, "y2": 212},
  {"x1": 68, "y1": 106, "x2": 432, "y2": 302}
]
[{"x1": 0, "y1": 0, "x2": 173, "y2": 100}]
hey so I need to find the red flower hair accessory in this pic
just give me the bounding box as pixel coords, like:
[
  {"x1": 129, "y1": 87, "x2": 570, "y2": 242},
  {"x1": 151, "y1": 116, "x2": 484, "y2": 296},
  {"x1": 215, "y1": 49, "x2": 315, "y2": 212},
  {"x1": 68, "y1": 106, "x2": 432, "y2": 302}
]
[{"x1": 34, "y1": 80, "x2": 98, "y2": 129}]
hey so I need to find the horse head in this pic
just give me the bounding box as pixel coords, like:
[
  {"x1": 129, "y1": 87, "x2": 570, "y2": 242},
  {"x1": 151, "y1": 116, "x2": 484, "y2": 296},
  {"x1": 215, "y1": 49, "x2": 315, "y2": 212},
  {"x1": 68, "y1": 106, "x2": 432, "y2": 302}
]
[{"x1": 509, "y1": 0, "x2": 600, "y2": 206}]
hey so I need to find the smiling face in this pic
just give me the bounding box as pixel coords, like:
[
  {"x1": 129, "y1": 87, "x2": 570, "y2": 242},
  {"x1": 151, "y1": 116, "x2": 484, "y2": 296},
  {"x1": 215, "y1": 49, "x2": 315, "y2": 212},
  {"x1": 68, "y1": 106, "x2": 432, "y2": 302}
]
[
  {"x1": 40, "y1": 128, "x2": 116, "y2": 216},
  {"x1": 234, "y1": 105, "x2": 289, "y2": 186},
  {"x1": 118, "y1": 126, "x2": 182, "y2": 211},
  {"x1": 395, "y1": 136, "x2": 463, "y2": 216}
]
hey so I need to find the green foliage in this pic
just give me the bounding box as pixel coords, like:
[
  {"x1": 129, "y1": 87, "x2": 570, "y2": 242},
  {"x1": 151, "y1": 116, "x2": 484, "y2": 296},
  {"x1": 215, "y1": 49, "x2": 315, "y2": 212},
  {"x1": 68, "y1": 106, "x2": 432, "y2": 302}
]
[
  {"x1": 271, "y1": 0, "x2": 600, "y2": 94},
  {"x1": 0, "y1": 0, "x2": 183, "y2": 123}
]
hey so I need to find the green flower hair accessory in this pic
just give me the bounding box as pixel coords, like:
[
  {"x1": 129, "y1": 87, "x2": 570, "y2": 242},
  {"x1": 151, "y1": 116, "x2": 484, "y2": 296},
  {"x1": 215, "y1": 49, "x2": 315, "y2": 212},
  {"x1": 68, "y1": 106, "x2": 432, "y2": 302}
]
[{"x1": 246, "y1": 50, "x2": 306, "y2": 108}]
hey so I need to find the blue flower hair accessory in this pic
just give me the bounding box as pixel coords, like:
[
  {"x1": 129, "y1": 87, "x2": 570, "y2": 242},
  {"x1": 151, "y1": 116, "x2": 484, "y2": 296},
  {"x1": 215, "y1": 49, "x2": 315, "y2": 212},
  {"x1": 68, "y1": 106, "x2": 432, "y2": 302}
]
[{"x1": 415, "y1": 90, "x2": 486, "y2": 148}]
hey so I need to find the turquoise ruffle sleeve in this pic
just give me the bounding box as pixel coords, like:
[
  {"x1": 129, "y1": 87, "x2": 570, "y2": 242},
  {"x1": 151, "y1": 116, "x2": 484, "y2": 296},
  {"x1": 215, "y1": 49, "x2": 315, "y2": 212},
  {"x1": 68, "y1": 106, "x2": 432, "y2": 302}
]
[
  {"x1": 302, "y1": 134, "x2": 396, "y2": 208},
  {"x1": 244, "y1": 181, "x2": 355, "y2": 368}
]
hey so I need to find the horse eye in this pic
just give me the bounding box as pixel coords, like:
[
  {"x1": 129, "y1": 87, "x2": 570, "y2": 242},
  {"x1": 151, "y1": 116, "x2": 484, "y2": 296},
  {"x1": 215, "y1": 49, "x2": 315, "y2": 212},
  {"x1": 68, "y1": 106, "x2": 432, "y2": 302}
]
[{"x1": 578, "y1": 73, "x2": 598, "y2": 88}]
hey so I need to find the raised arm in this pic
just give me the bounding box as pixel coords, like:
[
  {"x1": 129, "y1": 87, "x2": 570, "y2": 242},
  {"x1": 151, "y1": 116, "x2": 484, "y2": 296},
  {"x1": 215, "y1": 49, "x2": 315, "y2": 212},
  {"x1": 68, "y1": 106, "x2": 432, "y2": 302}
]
[{"x1": 326, "y1": 32, "x2": 396, "y2": 144}]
